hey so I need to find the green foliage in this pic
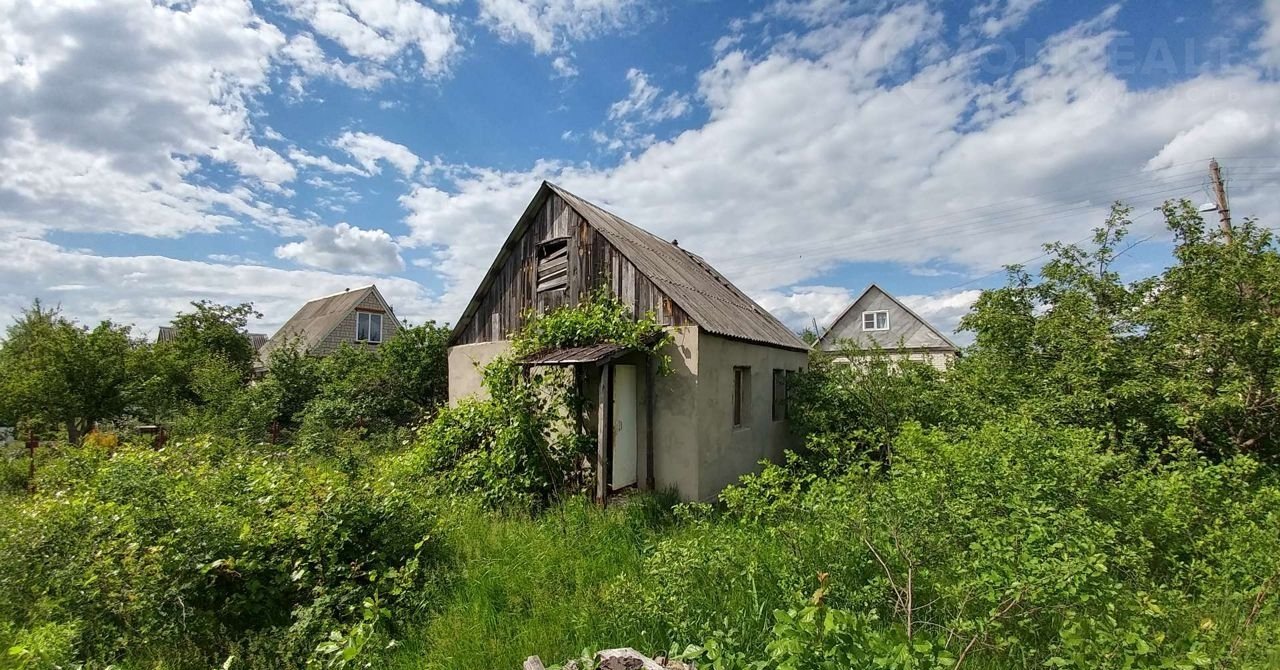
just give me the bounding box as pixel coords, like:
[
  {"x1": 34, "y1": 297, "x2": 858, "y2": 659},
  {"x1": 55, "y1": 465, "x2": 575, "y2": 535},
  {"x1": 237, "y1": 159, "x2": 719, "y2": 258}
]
[
  {"x1": 382, "y1": 495, "x2": 677, "y2": 670},
  {"x1": 0, "y1": 437, "x2": 442, "y2": 668},
  {"x1": 0, "y1": 301, "x2": 133, "y2": 442},
  {"x1": 953, "y1": 202, "x2": 1280, "y2": 460},
  {"x1": 512, "y1": 286, "x2": 673, "y2": 371},
  {"x1": 617, "y1": 418, "x2": 1280, "y2": 669},
  {"x1": 788, "y1": 347, "x2": 947, "y2": 460},
  {"x1": 412, "y1": 289, "x2": 672, "y2": 509},
  {"x1": 380, "y1": 321, "x2": 451, "y2": 410}
]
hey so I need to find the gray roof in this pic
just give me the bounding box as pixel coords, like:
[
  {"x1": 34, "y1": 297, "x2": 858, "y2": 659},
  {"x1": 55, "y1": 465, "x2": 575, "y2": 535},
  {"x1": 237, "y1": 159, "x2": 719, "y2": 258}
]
[
  {"x1": 156, "y1": 325, "x2": 267, "y2": 350},
  {"x1": 544, "y1": 183, "x2": 807, "y2": 351},
  {"x1": 257, "y1": 285, "x2": 390, "y2": 364}
]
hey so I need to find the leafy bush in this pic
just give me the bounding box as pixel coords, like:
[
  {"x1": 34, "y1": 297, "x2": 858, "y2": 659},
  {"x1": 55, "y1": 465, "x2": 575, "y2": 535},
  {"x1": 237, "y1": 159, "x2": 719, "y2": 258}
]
[
  {"x1": 0, "y1": 437, "x2": 442, "y2": 668},
  {"x1": 617, "y1": 417, "x2": 1280, "y2": 668}
]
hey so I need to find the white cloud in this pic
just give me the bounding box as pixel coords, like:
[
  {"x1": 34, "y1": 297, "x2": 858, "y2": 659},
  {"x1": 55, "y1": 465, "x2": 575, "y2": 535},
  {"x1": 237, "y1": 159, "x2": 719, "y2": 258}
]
[
  {"x1": 970, "y1": 0, "x2": 1046, "y2": 38},
  {"x1": 1258, "y1": 0, "x2": 1280, "y2": 68},
  {"x1": 0, "y1": 236, "x2": 433, "y2": 334},
  {"x1": 0, "y1": 0, "x2": 307, "y2": 238},
  {"x1": 595, "y1": 68, "x2": 690, "y2": 150},
  {"x1": 899, "y1": 289, "x2": 982, "y2": 343},
  {"x1": 755, "y1": 285, "x2": 853, "y2": 332},
  {"x1": 275, "y1": 222, "x2": 405, "y2": 273},
  {"x1": 281, "y1": 33, "x2": 393, "y2": 91},
  {"x1": 608, "y1": 68, "x2": 691, "y2": 123},
  {"x1": 551, "y1": 55, "x2": 579, "y2": 78},
  {"x1": 477, "y1": 0, "x2": 650, "y2": 54},
  {"x1": 278, "y1": 0, "x2": 459, "y2": 75},
  {"x1": 398, "y1": 4, "x2": 1280, "y2": 328},
  {"x1": 335, "y1": 131, "x2": 421, "y2": 178},
  {"x1": 289, "y1": 146, "x2": 369, "y2": 176}
]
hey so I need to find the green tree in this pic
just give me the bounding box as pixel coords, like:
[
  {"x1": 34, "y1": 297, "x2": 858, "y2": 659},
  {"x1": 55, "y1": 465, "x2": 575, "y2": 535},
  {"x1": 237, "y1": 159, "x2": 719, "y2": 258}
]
[
  {"x1": 380, "y1": 321, "x2": 451, "y2": 411},
  {"x1": 1139, "y1": 202, "x2": 1280, "y2": 459},
  {"x1": 168, "y1": 300, "x2": 262, "y2": 379},
  {"x1": 0, "y1": 301, "x2": 134, "y2": 442}
]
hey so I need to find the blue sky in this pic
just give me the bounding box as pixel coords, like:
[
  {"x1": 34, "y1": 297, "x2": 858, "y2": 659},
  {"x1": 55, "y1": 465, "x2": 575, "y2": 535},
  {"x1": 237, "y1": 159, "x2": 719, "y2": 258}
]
[{"x1": 2, "y1": 0, "x2": 1279, "y2": 343}]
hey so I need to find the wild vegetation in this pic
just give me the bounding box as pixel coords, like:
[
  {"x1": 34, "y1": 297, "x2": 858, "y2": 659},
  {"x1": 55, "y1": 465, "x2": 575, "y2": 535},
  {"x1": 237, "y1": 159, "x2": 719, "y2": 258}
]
[{"x1": 0, "y1": 201, "x2": 1278, "y2": 669}]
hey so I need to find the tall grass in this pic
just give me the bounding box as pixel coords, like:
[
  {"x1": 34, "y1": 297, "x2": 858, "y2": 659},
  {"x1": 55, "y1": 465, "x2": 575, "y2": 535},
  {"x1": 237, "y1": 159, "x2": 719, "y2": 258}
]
[{"x1": 383, "y1": 492, "x2": 679, "y2": 670}]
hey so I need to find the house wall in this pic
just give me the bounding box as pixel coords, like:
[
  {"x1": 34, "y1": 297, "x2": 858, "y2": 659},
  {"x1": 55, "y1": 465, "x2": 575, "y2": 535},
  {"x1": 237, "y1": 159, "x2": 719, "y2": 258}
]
[
  {"x1": 820, "y1": 287, "x2": 952, "y2": 352},
  {"x1": 447, "y1": 340, "x2": 513, "y2": 404},
  {"x1": 691, "y1": 333, "x2": 808, "y2": 500},
  {"x1": 650, "y1": 326, "x2": 700, "y2": 499},
  {"x1": 454, "y1": 192, "x2": 691, "y2": 345},
  {"x1": 313, "y1": 291, "x2": 402, "y2": 357},
  {"x1": 833, "y1": 349, "x2": 956, "y2": 371}
]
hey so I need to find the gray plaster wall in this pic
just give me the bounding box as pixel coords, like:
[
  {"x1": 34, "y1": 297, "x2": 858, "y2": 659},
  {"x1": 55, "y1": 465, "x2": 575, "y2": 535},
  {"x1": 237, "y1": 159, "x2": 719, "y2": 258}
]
[
  {"x1": 650, "y1": 326, "x2": 700, "y2": 500},
  {"x1": 447, "y1": 340, "x2": 512, "y2": 404},
  {"x1": 692, "y1": 333, "x2": 807, "y2": 500}
]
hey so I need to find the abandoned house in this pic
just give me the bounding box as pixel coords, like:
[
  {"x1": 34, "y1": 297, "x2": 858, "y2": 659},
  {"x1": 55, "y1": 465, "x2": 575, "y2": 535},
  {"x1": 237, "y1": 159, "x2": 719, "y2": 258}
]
[
  {"x1": 255, "y1": 284, "x2": 403, "y2": 370},
  {"x1": 814, "y1": 284, "x2": 959, "y2": 369},
  {"x1": 447, "y1": 182, "x2": 810, "y2": 502}
]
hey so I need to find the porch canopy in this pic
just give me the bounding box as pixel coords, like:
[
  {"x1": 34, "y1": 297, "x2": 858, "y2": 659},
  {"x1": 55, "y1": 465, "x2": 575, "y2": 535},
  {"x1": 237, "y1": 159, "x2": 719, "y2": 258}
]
[
  {"x1": 516, "y1": 342, "x2": 637, "y2": 367},
  {"x1": 514, "y1": 341, "x2": 653, "y2": 504}
]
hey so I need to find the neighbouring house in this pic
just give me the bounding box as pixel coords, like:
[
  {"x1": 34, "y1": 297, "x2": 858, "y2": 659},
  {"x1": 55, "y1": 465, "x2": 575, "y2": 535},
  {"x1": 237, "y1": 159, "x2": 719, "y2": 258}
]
[
  {"x1": 815, "y1": 284, "x2": 959, "y2": 370},
  {"x1": 256, "y1": 285, "x2": 403, "y2": 370},
  {"x1": 156, "y1": 325, "x2": 268, "y2": 350},
  {"x1": 448, "y1": 182, "x2": 809, "y2": 502}
]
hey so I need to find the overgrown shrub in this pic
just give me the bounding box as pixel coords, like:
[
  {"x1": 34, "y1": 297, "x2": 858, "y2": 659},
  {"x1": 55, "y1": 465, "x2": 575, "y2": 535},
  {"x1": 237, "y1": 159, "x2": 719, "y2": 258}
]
[
  {"x1": 0, "y1": 437, "x2": 443, "y2": 668},
  {"x1": 616, "y1": 417, "x2": 1280, "y2": 668}
]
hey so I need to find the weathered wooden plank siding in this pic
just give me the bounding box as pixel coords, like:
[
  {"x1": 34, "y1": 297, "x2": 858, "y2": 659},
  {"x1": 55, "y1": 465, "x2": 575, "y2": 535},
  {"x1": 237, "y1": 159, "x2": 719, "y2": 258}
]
[{"x1": 456, "y1": 193, "x2": 688, "y2": 345}]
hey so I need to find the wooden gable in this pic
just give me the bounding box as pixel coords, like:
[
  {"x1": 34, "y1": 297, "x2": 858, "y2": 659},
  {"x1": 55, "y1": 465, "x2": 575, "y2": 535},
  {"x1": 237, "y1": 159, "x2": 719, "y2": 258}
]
[{"x1": 451, "y1": 188, "x2": 691, "y2": 345}]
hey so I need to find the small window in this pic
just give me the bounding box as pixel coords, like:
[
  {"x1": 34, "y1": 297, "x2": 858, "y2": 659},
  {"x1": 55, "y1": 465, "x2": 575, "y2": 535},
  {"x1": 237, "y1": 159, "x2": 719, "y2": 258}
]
[
  {"x1": 733, "y1": 366, "x2": 751, "y2": 428},
  {"x1": 356, "y1": 312, "x2": 383, "y2": 343},
  {"x1": 862, "y1": 310, "x2": 889, "y2": 331},
  {"x1": 537, "y1": 239, "x2": 569, "y2": 292},
  {"x1": 772, "y1": 369, "x2": 787, "y2": 421}
]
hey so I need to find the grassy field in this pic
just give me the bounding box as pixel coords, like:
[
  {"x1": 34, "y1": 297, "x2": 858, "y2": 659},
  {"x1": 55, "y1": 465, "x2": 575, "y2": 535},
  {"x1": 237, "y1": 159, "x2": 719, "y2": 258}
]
[{"x1": 384, "y1": 494, "x2": 679, "y2": 670}]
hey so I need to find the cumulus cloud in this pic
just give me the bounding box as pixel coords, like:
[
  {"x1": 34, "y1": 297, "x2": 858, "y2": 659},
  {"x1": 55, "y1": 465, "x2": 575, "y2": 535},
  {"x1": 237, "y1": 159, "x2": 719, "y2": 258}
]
[
  {"x1": 899, "y1": 289, "x2": 983, "y2": 343},
  {"x1": 398, "y1": 3, "x2": 1280, "y2": 330},
  {"x1": 755, "y1": 285, "x2": 853, "y2": 332},
  {"x1": 0, "y1": 0, "x2": 306, "y2": 238},
  {"x1": 0, "y1": 236, "x2": 432, "y2": 334},
  {"x1": 274, "y1": 222, "x2": 405, "y2": 273},
  {"x1": 477, "y1": 0, "x2": 651, "y2": 54},
  {"x1": 335, "y1": 131, "x2": 421, "y2": 177},
  {"x1": 594, "y1": 68, "x2": 691, "y2": 150},
  {"x1": 277, "y1": 0, "x2": 459, "y2": 75}
]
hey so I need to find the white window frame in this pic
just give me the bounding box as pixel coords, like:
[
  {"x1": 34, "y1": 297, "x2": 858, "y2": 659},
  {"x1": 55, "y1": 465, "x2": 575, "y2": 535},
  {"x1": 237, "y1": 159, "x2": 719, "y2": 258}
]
[
  {"x1": 862, "y1": 310, "x2": 889, "y2": 331},
  {"x1": 356, "y1": 311, "x2": 383, "y2": 343}
]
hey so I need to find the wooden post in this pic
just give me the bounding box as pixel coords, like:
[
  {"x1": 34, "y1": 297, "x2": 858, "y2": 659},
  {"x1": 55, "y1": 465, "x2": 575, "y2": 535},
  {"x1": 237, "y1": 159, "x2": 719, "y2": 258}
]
[
  {"x1": 596, "y1": 364, "x2": 613, "y2": 506},
  {"x1": 644, "y1": 356, "x2": 655, "y2": 491},
  {"x1": 1209, "y1": 158, "x2": 1233, "y2": 242},
  {"x1": 25, "y1": 430, "x2": 37, "y2": 494}
]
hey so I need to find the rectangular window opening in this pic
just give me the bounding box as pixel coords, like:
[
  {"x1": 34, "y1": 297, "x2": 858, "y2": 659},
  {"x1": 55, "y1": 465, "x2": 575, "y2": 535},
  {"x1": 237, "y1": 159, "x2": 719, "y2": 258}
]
[
  {"x1": 772, "y1": 369, "x2": 787, "y2": 422},
  {"x1": 862, "y1": 310, "x2": 889, "y2": 331},
  {"x1": 733, "y1": 366, "x2": 751, "y2": 428},
  {"x1": 537, "y1": 238, "x2": 569, "y2": 292},
  {"x1": 357, "y1": 312, "x2": 383, "y2": 343}
]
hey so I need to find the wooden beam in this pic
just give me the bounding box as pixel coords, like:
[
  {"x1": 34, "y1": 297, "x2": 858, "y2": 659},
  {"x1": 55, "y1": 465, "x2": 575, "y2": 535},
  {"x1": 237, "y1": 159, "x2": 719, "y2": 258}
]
[
  {"x1": 644, "y1": 356, "x2": 655, "y2": 491},
  {"x1": 596, "y1": 365, "x2": 613, "y2": 505}
]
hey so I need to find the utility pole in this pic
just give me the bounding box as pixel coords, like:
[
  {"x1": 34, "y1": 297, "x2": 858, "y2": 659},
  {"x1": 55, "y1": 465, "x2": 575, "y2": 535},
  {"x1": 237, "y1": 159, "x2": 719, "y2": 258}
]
[{"x1": 1209, "y1": 158, "x2": 1233, "y2": 242}]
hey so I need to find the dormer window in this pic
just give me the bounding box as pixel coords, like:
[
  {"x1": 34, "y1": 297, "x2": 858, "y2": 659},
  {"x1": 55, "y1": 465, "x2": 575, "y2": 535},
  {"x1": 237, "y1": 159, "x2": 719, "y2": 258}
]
[
  {"x1": 862, "y1": 310, "x2": 889, "y2": 331},
  {"x1": 356, "y1": 311, "x2": 383, "y2": 343},
  {"x1": 537, "y1": 238, "x2": 569, "y2": 292}
]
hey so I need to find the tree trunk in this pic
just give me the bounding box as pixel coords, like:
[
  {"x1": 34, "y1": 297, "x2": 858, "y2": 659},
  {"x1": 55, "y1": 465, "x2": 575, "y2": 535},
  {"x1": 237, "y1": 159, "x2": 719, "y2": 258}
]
[{"x1": 65, "y1": 420, "x2": 80, "y2": 445}]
